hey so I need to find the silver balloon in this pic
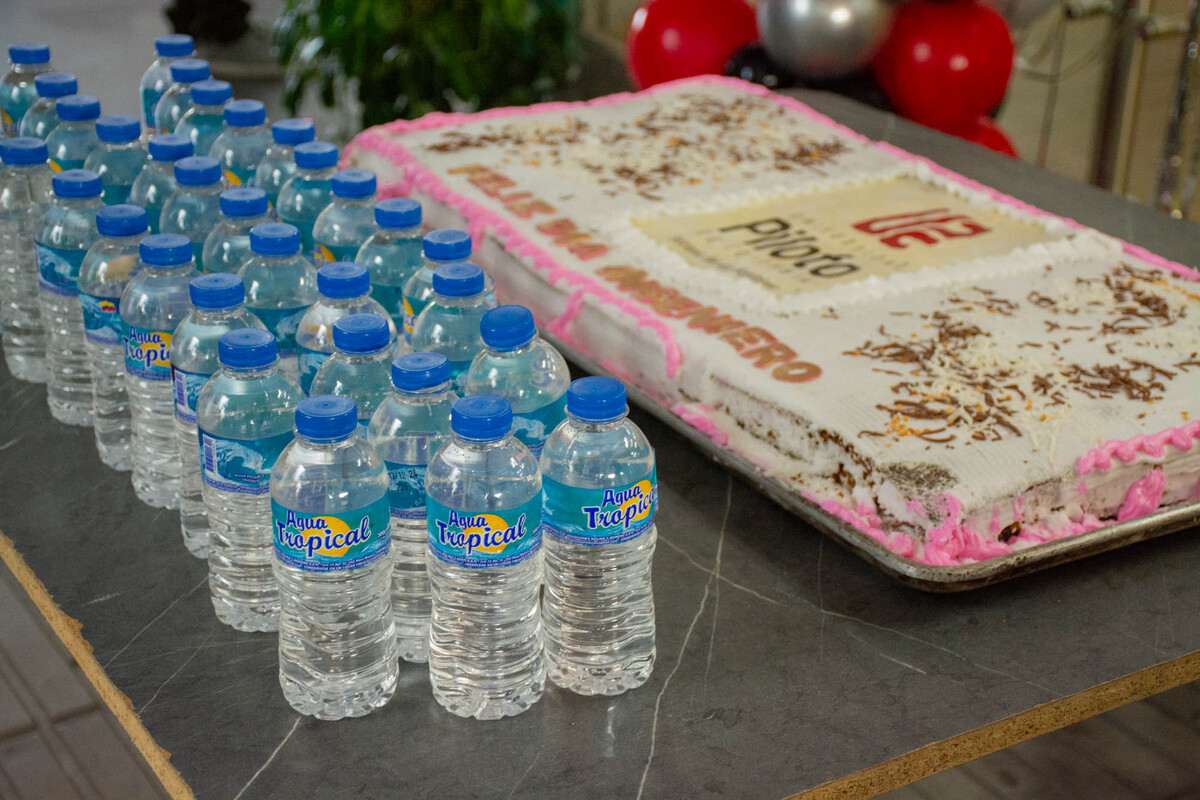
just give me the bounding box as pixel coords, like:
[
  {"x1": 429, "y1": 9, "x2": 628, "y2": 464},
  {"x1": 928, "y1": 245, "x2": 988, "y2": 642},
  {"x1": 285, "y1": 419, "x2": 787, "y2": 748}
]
[
  {"x1": 757, "y1": 0, "x2": 896, "y2": 81},
  {"x1": 983, "y1": 0, "x2": 1059, "y2": 29}
]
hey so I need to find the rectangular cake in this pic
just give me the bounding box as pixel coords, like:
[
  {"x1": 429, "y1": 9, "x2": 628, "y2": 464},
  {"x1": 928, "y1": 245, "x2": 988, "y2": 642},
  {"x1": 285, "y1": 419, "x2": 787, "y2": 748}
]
[{"x1": 347, "y1": 76, "x2": 1200, "y2": 567}]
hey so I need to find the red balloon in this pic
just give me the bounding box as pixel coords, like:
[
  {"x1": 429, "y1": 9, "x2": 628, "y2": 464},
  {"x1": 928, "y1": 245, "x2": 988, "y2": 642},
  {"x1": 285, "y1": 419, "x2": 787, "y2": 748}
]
[
  {"x1": 874, "y1": 0, "x2": 1013, "y2": 132},
  {"x1": 627, "y1": 0, "x2": 758, "y2": 89},
  {"x1": 958, "y1": 116, "x2": 1019, "y2": 158}
]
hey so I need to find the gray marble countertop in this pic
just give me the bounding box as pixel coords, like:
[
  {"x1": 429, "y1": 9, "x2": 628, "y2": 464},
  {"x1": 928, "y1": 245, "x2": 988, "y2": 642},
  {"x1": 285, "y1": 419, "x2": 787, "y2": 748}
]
[{"x1": 2, "y1": 91, "x2": 1199, "y2": 800}]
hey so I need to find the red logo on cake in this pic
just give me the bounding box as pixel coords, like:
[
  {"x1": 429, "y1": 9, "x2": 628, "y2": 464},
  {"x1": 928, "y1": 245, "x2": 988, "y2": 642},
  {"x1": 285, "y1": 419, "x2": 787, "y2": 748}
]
[{"x1": 852, "y1": 208, "x2": 989, "y2": 249}]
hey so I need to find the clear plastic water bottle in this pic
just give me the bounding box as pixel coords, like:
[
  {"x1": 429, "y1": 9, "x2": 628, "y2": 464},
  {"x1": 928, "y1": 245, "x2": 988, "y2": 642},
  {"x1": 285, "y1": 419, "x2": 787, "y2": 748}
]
[
  {"x1": 310, "y1": 313, "x2": 393, "y2": 427},
  {"x1": 410, "y1": 262, "x2": 497, "y2": 392},
  {"x1": 312, "y1": 169, "x2": 376, "y2": 265},
  {"x1": 159, "y1": 155, "x2": 223, "y2": 271},
  {"x1": 139, "y1": 34, "x2": 195, "y2": 130},
  {"x1": 401, "y1": 228, "x2": 469, "y2": 343},
  {"x1": 36, "y1": 169, "x2": 101, "y2": 425},
  {"x1": 254, "y1": 118, "x2": 315, "y2": 211},
  {"x1": 119, "y1": 233, "x2": 197, "y2": 508},
  {"x1": 174, "y1": 79, "x2": 230, "y2": 158},
  {"x1": 78, "y1": 204, "x2": 147, "y2": 470},
  {"x1": 355, "y1": 198, "x2": 421, "y2": 331},
  {"x1": 209, "y1": 99, "x2": 270, "y2": 187},
  {"x1": 153, "y1": 58, "x2": 209, "y2": 135},
  {"x1": 172, "y1": 274, "x2": 266, "y2": 559},
  {"x1": 130, "y1": 134, "x2": 192, "y2": 235},
  {"x1": 276, "y1": 141, "x2": 336, "y2": 258},
  {"x1": 84, "y1": 116, "x2": 146, "y2": 206},
  {"x1": 271, "y1": 395, "x2": 396, "y2": 719},
  {"x1": 17, "y1": 71, "x2": 75, "y2": 140},
  {"x1": 465, "y1": 305, "x2": 569, "y2": 458},
  {"x1": 1, "y1": 43, "x2": 51, "y2": 137},
  {"x1": 541, "y1": 377, "x2": 657, "y2": 695},
  {"x1": 295, "y1": 262, "x2": 395, "y2": 394},
  {"x1": 368, "y1": 352, "x2": 454, "y2": 662},
  {"x1": 45, "y1": 95, "x2": 101, "y2": 173},
  {"x1": 426, "y1": 394, "x2": 543, "y2": 719},
  {"x1": 198, "y1": 329, "x2": 301, "y2": 631},
  {"x1": 0, "y1": 138, "x2": 53, "y2": 383},
  {"x1": 239, "y1": 222, "x2": 317, "y2": 384},
  {"x1": 202, "y1": 187, "x2": 268, "y2": 275}
]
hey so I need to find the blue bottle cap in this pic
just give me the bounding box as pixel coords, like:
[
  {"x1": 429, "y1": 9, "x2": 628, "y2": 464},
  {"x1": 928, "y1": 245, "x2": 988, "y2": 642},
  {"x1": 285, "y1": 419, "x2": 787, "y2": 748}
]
[
  {"x1": 148, "y1": 133, "x2": 193, "y2": 162},
  {"x1": 374, "y1": 198, "x2": 420, "y2": 229},
  {"x1": 249, "y1": 222, "x2": 300, "y2": 256},
  {"x1": 432, "y1": 262, "x2": 484, "y2": 297},
  {"x1": 56, "y1": 95, "x2": 101, "y2": 122},
  {"x1": 9, "y1": 43, "x2": 50, "y2": 65},
  {"x1": 34, "y1": 72, "x2": 76, "y2": 99},
  {"x1": 154, "y1": 34, "x2": 194, "y2": 58},
  {"x1": 317, "y1": 262, "x2": 369, "y2": 299},
  {"x1": 96, "y1": 204, "x2": 148, "y2": 237},
  {"x1": 566, "y1": 376, "x2": 628, "y2": 422},
  {"x1": 451, "y1": 395, "x2": 512, "y2": 442},
  {"x1": 140, "y1": 233, "x2": 194, "y2": 267},
  {"x1": 272, "y1": 117, "x2": 315, "y2": 146},
  {"x1": 224, "y1": 98, "x2": 265, "y2": 128},
  {"x1": 96, "y1": 115, "x2": 140, "y2": 144},
  {"x1": 219, "y1": 328, "x2": 276, "y2": 369},
  {"x1": 392, "y1": 352, "x2": 450, "y2": 392},
  {"x1": 296, "y1": 395, "x2": 357, "y2": 442},
  {"x1": 294, "y1": 141, "x2": 338, "y2": 170},
  {"x1": 480, "y1": 305, "x2": 536, "y2": 352},
  {"x1": 190, "y1": 273, "x2": 244, "y2": 310},
  {"x1": 52, "y1": 169, "x2": 101, "y2": 199},
  {"x1": 190, "y1": 79, "x2": 231, "y2": 107},
  {"x1": 333, "y1": 313, "x2": 390, "y2": 354},
  {"x1": 174, "y1": 156, "x2": 221, "y2": 186},
  {"x1": 330, "y1": 169, "x2": 376, "y2": 199},
  {"x1": 220, "y1": 187, "x2": 268, "y2": 218},
  {"x1": 169, "y1": 58, "x2": 210, "y2": 84},
  {"x1": 422, "y1": 228, "x2": 471, "y2": 261},
  {"x1": 0, "y1": 137, "x2": 47, "y2": 166}
]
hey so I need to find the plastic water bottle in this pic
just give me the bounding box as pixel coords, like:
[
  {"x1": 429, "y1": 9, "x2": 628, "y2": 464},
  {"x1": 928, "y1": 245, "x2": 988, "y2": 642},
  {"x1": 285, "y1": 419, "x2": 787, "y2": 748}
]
[
  {"x1": 78, "y1": 204, "x2": 147, "y2": 470},
  {"x1": 239, "y1": 222, "x2": 317, "y2": 384},
  {"x1": 309, "y1": 313, "x2": 393, "y2": 427},
  {"x1": 174, "y1": 79, "x2": 231, "y2": 158},
  {"x1": 426, "y1": 394, "x2": 543, "y2": 719},
  {"x1": 159, "y1": 155, "x2": 223, "y2": 271},
  {"x1": 45, "y1": 95, "x2": 101, "y2": 173},
  {"x1": 130, "y1": 134, "x2": 192, "y2": 235},
  {"x1": 295, "y1": 262, "x2": 395, "y2": 394},
  {"x1": 84, "y1": 116, "x2": 147, "y2": 206},
  {"x1": 410, "y1": 262, "x2": 497, "y2": 391},
  {"x1": 36, "y1": 169, "x2": 102, "y2": 425},
  {"x1": 197, "y1": 329, "x2": 300, "y2": 630},
  {"x1": 120, "y1": 234, "x2": 197, "y2": 508},
  {"x1": 172, "y1": 274, "x2": 267, "y2": 559},
  {"x1": 254, "y1": 118, "x2": 315, "y2": 211},
  {"x1": 312, "y1": 169, "x2": 376, "y2": 264},
  {"x1": 465, "y1": 305, "x2": 569, "y2": 458},
  {"x1": 0, "y1": 138, "x2": 53, "y2": 383},
  {"x1": 368, "y1": 352, "x2": 454, "y2": 662},
  {"x1": 401, "y1": 229, "x2": 469, "y2": 342},
  {"x1": 271, "y1": 395, "x2": 397, "y2": 719},
  {"x1": 276, "y1": 141, "x2": 336, "y2": 258},
  {"x1": 355, "y1": 198, "x2": 421, "y2": 331},
  {"x1": 153, "y1": 58, "x2": 209, "y2": 135},
  {"x1": 17, "y1": 71, "x2": 75, "y2": 139},
  {"x1": 202, "y1": 187, "x2": 269, "y2": 275},
  {"x1": 209, "y1": 99, "x2": 270, "y2": 187},
  {"x1": 1, "y1": 43, "x2": 51, "y2": 137},
  {"x1": 139, "y1": 34, "x2": 195, "y2": 130},
  {"x1": 541, "y1": 377, "x2": 657, "y2": 695}
]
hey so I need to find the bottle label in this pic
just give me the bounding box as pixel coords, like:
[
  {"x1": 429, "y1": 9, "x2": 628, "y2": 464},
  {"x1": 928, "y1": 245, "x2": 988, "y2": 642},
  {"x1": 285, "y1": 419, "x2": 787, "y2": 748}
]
[
  {"x1": 1, "y1": 108, "x2": 13, "y2": 137},
  {"x1": 401, "y1": 294, "x2": 429, "y2": 341},
  {"x1": 447, "y1": 359, "x2": 472, "y2": 393},
  {"x1": 124, "y1": 325, "x2": 173, "y2": 380},
  {"x1": 250, "y1": 306, "x2": 307, "y2": 356},
  {"x1": 543, "y1": 468, "x2": 657, "y2": 546},
  {"x1": 140, "y1": 87, "x2": 160, "y2": 130},
  {"x1": 384, "y1": 460, "x2": 427, "y2": 521},
  {"x1": 426, "y1": 496, "x2": 542, "y2": 569},
  {"x1": 49, "y1": 158, "x2": 86, "y2": 174},
  {"x1": 80, "y1": 292, "x2": 123, "y2": 345},
  {"x1": 513, "y1": 396, "x2": 567, "y2": 458},
  {"x1": 36, "y1": 244, "x2": 85, "y2": 296},
  {"x1": 297, "y1": 346, "x2": 329, "y2": 395},
  {"x1": 370, "y1": 284, "x2": 405, "y2": 329},
  {"x1": 101, "y1": 185, "x2": 132, "y2": 206},
  {"x1": 314, "y1": 242, "x2": 359, "y2": 264},
  {"x1": 223, "y1": 167, "x2": 254, "y2": 187},
  {"x1": 200, "y1": 429, "x2": 292, "y2": 495},
  {"x1": 172, "y1": 367, "x2": 211, "y2": 424},
  {"x1": 272, "y1": 497, "x2": 391, "y2": 572}
]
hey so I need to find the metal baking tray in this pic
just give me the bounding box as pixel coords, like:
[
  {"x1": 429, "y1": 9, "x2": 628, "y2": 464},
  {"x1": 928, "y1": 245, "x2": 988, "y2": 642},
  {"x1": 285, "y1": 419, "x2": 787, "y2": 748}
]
[{"x1": 552, "y1": 340, "x2": 1200, "y2": 593}]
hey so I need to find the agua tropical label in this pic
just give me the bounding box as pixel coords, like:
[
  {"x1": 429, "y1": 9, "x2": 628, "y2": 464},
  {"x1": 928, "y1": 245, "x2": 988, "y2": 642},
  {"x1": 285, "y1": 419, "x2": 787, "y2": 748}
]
[
  {"x1": 124, "y1": 325, "x2": 173, "y2": 380},
  {"x1": 80, "y1": 292, "x2": 122, "y2": 345},
  {"x1": 370, "y1": 283, "x2": 405, "y2": 330},
  {"x1": 314, "y1": 241, "x2": 359, "y2": 265},
  {"x1": 223, "y1": 166, "x2": 255, "y2": 187},
  {"x1": 544, "y1": 467, "x2": 657, "y2": 546},
  {"x1": 36, "y1": 244, "x2": 85, "y2": 296},
  {"x1": 427, "y1": 496, "x2": 542, "y2": 568},
  {"x1": 384, "y1": 460, "x2": 428, "y2": 521},
  {"x1": 401, "y1": 293, "x2": 429, "y2": 340},
  {"x1": 172, "y1": 367, "x2": 211, "y2": 423},
  {"x1": 297, "y1": 346, "x2": 329, "y2": 395},
  {"x1": 272, "y1": 497, "x2": 390, "y2": 572},
  {"x1": 200, "y1": 429, "x2": 292, "y2": 495},
  {"x1": 249, "y1": 305, "x2": 307, "y2": 356},
  {"x1": 512, "y1": 396, "x2": 567, "y2": 458},
  {"x1": 49, "y1": 157, "x2": 85, "y2": 173},
  {"x1": 101, "y1": 185, "x2": 132, "y2": 206},
  {"x1": 140, "y1": 88, "x2": 160, "y2": 129}
]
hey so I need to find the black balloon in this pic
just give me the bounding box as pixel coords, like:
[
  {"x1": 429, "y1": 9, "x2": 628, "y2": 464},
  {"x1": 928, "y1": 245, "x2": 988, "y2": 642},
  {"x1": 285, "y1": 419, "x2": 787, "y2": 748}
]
[
  {"x1": 724, "y1": 44, "x2": 797, "y2": 90},
  {"x1": 804, "y1": 69, "x2": 893, "y2": 114}
]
